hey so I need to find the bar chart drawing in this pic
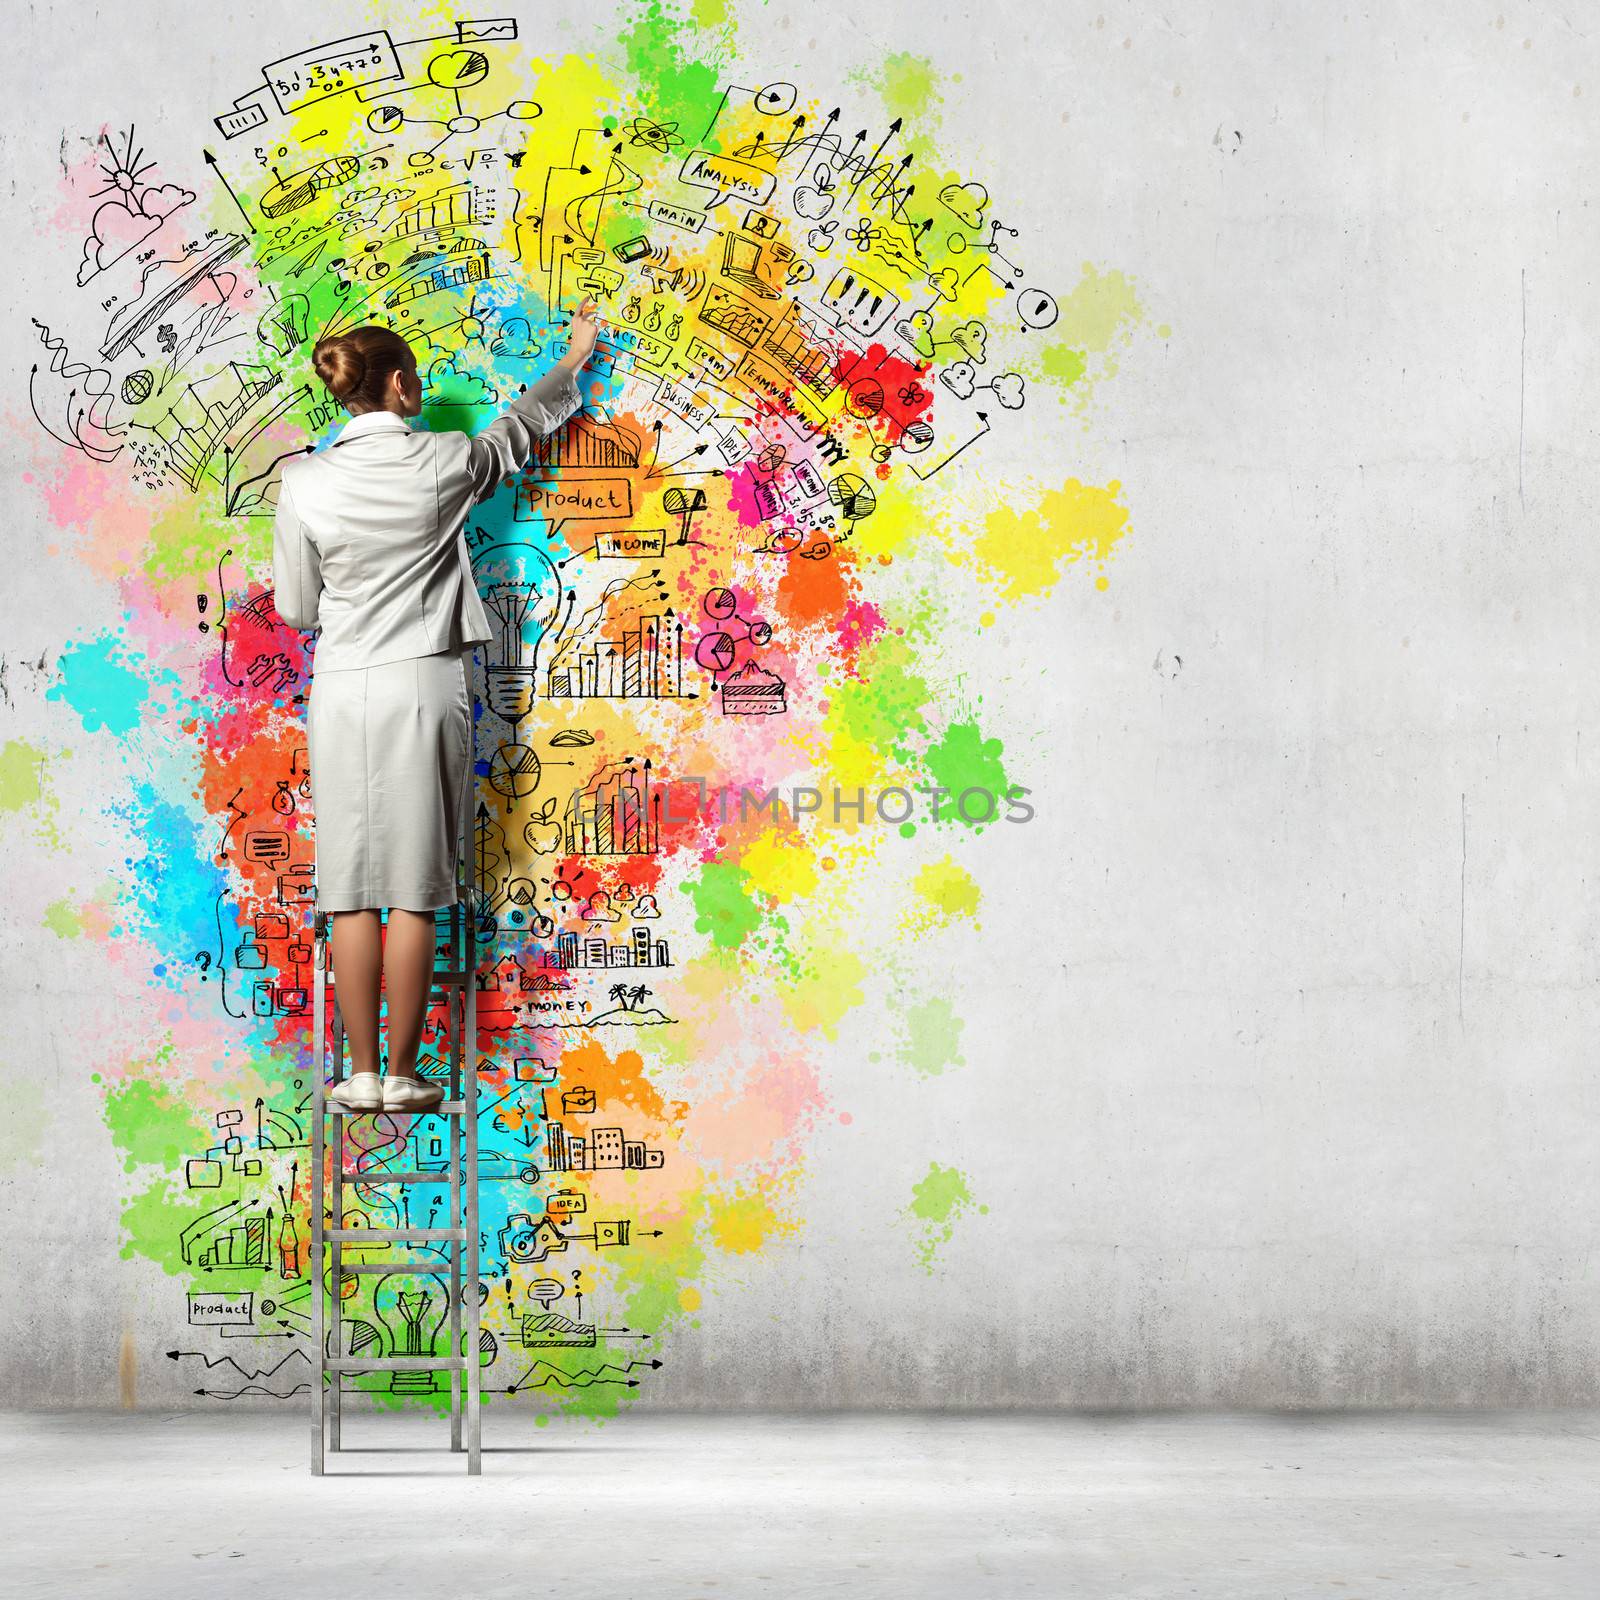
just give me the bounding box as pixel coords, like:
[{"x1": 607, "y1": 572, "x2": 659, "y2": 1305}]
[
  {"x1": 547, "y1": 612, "x2": 685, "y2": 700},
  {"x1": 180, "y1": 1199, "x2": 274, "y2": 1271},
  {"x1": 387, "y1": 182, "x2": 491, "y2": 240},
  {"x1": 546, "y1": 577, "x2": 690, "y2": 701},
  {"x1": 563, "y1": 761, "x2": 659, "y2": 856},
  {"x1": 759, "y1": 307, "x2": 838, "y2": 402},
  {"x1": 385, "y1": 248, "x2": 492, "y2": 309},
  {"x1": 530, "y1": 415, "x2": 643, "y2": 469}
]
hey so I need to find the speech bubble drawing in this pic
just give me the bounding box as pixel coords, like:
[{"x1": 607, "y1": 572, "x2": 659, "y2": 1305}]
[
  {"x1": 516, "y1": 476, "x2": 634, "y2": 539},
  {"x1": 678, "y1": 148, "x2": 775, "y2": 211},
  {"x1": 244, "y1": 830, "x2": 291, "y2": 863}
]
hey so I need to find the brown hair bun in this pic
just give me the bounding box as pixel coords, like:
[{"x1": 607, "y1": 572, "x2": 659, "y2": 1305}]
[
  {"x1": 312, "y1": 336, "x2": 365, "y2": 401},
  {"x1": 310, "y1": 326, "x2": 417, "y2": 413}
]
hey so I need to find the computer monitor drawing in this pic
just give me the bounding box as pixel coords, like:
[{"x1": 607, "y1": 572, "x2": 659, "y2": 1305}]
[{"x1": 721, "y1": 234, "x2": 793, "y2": 300}]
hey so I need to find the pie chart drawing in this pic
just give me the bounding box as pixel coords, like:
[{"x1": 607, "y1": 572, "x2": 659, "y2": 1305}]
[
  {"x1": 695, "y1": 632, "x2": 738, "y2": 673},
  {"x1": 489, "y1": 742, "x2": 543, "y2": 798}
]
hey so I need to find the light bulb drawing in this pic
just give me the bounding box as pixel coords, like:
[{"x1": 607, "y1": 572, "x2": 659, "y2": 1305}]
[
  {"x1": 483, "y1": 580, "x2": 539, "y2": 725},
  {"x1": 478, "y1": 541, "x2": 572, "y2": 728},
  {"x1": 370, "y1": 1268, "x2": 453, "y2": 1394}
]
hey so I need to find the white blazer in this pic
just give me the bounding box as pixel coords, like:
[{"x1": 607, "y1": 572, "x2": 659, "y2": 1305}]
[{"x1": 272, "y1": 364, "x2": 582, "y2": 671}]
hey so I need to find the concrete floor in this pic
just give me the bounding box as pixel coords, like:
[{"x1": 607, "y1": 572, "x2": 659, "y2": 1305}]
[{"x1": 2, "y1": 1409, "x2": 1596, "y2": 1598}]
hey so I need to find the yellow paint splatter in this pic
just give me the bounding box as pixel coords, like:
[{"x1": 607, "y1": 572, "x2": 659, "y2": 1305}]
[
  {"x1": 707, "y1": 1181, "x2": 795, "y2": 1254},
  {"x1": 739, "y1": 828, "x2": 821, "y2": 904},
  {"x1": 900, "y1": 856, "x2": 982, "y2": 935},
  {"x1": 968, "y1": 477, "x2": 1130, "y2": 600},
  {"x1": 780, "y1": 950, "x2": 866, "y2": 1037},
  {"x1": 0, "y1": 738, "x2": 65, "y2": 847}
]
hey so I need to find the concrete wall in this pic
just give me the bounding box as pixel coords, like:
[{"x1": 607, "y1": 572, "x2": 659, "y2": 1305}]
[{"x1": 2, "y1": 0, "x2": 1597, "y2": 1409}]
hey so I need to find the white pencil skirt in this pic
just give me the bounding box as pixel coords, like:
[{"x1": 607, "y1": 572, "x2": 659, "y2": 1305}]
[{"x1": 307, "y1": 647, "x2": 473, "y2": 914}]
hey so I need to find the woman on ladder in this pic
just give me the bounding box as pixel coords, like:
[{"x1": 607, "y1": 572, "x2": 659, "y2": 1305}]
[{"x1": 273, "y1": 298, "x2": 600, "y2": 1113}]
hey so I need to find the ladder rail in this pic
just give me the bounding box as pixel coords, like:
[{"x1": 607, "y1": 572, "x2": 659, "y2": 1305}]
[
  {"x1": 329, "y1": 996, "x2": 345, "y2": 1454},
  {"x1": 465, "y1": 645, "x2": 483, "y2": 1475},
  {"x1": 449, "y1": 896, "x2": 464, "y2": 1454},
  {"x1": 310, "y1": 911, "x2": 327, "y2": 1476},
  {"x1": 307, "y1": 645, "x2": 485, "y2": 1475}
]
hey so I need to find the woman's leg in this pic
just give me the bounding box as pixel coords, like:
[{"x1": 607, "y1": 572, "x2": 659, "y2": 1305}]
[
  {"x1": 383, "y1": 908, "x2": 437, "y2": 1080},
  {"x1": 328, "y1": 909, "x2": 383, "y2": 1076}
]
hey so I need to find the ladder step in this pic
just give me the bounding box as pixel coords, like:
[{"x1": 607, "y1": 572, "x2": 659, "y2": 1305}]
[
  {"x1": 341, "y1": 1260, "x2": 453, "y2": 1275},
  {"x1": 339, "y1": 1170, "x2": 453, "y2": 1184},
  {"x1": 325, "y1": 1357, "x2": 468, "y2": 1372},
  {"x1": 326, "y1": 1227, "x2": 466, "y2": 1242},
  {"x1": 325, "y1": 1100, "x2": 464, "y2": 1116},
  {"x1": 324, "y1": 971, "x2": 469, "y2": 988}
]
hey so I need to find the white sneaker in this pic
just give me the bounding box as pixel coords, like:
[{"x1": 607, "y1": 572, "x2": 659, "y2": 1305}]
[
  {"x1": 382, "y1": 1075, "x2": 445, "y2": 1112},
  {"x1": 328, "y1": 1072, "x2": 383, "y2": 1112}
]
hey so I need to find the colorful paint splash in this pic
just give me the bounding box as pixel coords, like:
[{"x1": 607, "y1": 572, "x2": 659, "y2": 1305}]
[
  {"x1": 905, "y1": 1161, "x2": 985, "y2": 1272},
  {"x1": 13, "y1": 3, "x2": 1154, "y2": 1417}
]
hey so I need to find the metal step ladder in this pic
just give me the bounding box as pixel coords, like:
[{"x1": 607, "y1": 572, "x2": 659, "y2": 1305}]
[{"x1": 308, "y1": 772, "x2": 482, "y2": 1474}]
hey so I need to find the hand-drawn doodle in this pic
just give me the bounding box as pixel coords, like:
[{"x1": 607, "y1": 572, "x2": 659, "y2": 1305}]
[
  {"x1": 27, "y1": 6, "x2": 1131, "y2": 1420},
  {"x1": 76, "y1": 126, "x2": 196, "y2": 287}
]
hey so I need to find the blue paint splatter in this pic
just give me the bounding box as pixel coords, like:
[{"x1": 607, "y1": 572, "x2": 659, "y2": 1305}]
[
  {"x1": 114, "y1": 781, "x2": 239, "y2": 962},
  {"x1": 47, "y1": 633, "x2": 174, "y2": 737}
]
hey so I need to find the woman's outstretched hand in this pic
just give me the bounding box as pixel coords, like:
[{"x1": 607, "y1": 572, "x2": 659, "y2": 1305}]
[{"x1": 558, "y1": 296, "x2": 601, "y2": 371}]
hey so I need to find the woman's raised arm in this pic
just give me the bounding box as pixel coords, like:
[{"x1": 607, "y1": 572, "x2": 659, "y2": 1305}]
[{"x1": 463, "y1": 297, "x2": 601, "y2": 503}]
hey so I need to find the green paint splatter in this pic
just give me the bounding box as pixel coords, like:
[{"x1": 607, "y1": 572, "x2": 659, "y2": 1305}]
[
  {"x1": 899, "y1": 995, "x2": 964, "y2": 1077},
  {"x1": 42, "y1": 881, "x2": 119, "y2": 939},
  {"x1": 116, "y1": 1168, "x2": 220, "y2": 1268},
  {"x1": 860, "y1": 51, "x2": 944, "y2": 125},
  {"x1": 906, "y1": 1160, "x2": 985, "y2": 1271},
  {"x1": 1039, "y1": 344, "x2": 1087, "y2": 385},
  {"x1": 1031, "y1": 263, "x2": 1149, "y2": 404},
  {"x1": 830, "y1": 631, "x2": 933, "y2": 762},
  {"x1": 101, "y1": 1071, "x2": 224, "y2": 1267},
  {"x1": 615, "y1": 1, "x2": 728, "y2": 147},
  {"x1": 922, "y1": 720, "x2": 1010, "y2": 829},
  {"x1": 0, "y1": 739, "x2": 46, "y2": 811},
  {"x1": 103, "y1": 1074, "x2": 214, "y2": 1176},
  {"x1": 681, "y1": 861, "x2": 765, "y2": 950},
  {"x1": 0, "y1": 739, "x2": 58, "y2": 851}
]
